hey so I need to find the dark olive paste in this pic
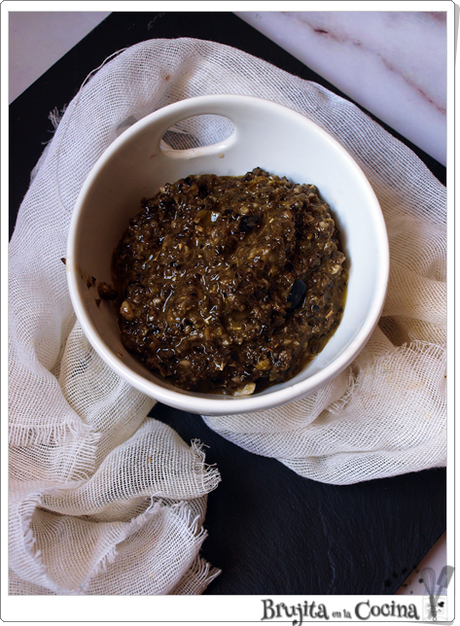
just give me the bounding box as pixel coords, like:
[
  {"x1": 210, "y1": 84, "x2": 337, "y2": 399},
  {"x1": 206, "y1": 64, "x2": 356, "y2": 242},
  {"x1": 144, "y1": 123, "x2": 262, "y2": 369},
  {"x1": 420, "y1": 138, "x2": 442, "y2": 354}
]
[{"x1": 111, "y1": 168, "x2": 348, "y2": 395}]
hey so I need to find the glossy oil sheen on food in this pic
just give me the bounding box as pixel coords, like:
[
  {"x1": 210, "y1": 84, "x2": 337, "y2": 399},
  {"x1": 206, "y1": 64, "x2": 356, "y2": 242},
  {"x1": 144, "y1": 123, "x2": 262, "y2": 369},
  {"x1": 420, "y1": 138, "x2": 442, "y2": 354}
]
[{"x1": 111, "y1": 168, "x2": 348, "y2": 395}]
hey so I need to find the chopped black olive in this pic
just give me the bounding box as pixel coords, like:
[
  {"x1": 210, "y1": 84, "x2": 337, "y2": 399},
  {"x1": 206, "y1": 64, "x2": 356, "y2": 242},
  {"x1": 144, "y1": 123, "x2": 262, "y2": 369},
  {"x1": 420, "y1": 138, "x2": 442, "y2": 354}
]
[
  {"x1": 239, "y1": 214, "x2": 262, "y2": 233},
  {"x1": 287, "y1": 278, "x2": 307, "y2": 312},
  {"x1": 198, "y1": 183, "x2": 209, "y2": 199}
]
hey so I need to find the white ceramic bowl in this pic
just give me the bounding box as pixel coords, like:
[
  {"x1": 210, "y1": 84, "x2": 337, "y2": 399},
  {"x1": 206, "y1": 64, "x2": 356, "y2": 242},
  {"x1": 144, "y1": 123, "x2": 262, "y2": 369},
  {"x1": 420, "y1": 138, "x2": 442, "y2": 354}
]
[{"x1": 67, "y1": 95, "x2": 389, "y2": 415}]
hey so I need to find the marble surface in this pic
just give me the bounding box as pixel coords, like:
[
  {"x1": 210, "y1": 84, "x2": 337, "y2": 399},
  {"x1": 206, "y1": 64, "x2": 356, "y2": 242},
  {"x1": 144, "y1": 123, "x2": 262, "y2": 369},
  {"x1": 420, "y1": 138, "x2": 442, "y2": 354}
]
[
  {"x1": 8, "y1": 11, "x2": 110, "y2": 103},
  {"x1": 8, "y1": 9, "x2": 448, "y2": 597},
  {"x1": 236, "y1": 11, "x2": 448, "y2": 166},
  {"x1": 9, "y1": 10, "x2": 449, "y2": 167}
]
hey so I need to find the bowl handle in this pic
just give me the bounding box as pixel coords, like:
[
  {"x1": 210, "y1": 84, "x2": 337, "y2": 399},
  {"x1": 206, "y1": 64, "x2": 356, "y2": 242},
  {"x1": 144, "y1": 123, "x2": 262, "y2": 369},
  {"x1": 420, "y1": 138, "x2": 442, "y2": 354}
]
[{"x1": 149, "y1": 95, "x2": 272, "y2": 159}]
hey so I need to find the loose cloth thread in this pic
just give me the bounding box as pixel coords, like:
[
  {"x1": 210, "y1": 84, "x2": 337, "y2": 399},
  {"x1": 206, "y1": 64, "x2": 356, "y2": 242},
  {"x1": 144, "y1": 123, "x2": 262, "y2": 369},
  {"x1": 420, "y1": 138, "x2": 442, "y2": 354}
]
[{"x1": 9, "y1": 38, "x2": 446, "y2": 595}]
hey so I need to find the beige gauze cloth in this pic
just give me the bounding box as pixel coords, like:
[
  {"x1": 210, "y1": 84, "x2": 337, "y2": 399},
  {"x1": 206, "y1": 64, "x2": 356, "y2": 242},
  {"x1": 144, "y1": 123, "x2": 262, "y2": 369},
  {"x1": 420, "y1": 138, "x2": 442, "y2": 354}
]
[{"x1": 9, "y1": 39, "x2": 447, "y2": 595}]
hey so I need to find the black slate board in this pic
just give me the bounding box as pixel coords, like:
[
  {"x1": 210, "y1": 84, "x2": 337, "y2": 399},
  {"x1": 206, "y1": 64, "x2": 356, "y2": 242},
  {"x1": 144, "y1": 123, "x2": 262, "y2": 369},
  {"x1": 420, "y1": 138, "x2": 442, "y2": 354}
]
[{"x1": 9, "y1": 11, "x2": 446, "y2": 595}]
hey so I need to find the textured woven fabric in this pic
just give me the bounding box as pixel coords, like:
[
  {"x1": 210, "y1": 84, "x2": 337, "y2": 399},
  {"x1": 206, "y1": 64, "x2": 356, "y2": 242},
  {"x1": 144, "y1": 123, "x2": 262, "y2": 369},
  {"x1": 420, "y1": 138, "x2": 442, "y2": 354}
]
[{"x1": 9, "y1": 38, "x2": 446, "y2": 595}]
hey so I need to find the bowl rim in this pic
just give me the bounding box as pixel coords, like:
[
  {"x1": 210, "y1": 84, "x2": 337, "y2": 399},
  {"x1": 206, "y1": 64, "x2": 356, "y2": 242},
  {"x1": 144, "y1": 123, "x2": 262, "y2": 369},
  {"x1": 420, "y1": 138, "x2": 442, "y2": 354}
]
[{"x1": 67, "y1": 94, "x2": 390, "y2": 416}]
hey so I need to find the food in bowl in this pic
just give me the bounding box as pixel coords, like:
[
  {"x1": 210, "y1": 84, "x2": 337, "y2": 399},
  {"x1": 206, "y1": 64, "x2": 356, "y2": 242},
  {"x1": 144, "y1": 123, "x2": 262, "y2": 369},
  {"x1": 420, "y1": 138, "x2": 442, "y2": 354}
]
[
  {"x1": 110, "y1": 167, "x2": 348, "y2": 395},
  {"x1": 67, "y1": 95, "x2": 389, "y2": 414}
]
